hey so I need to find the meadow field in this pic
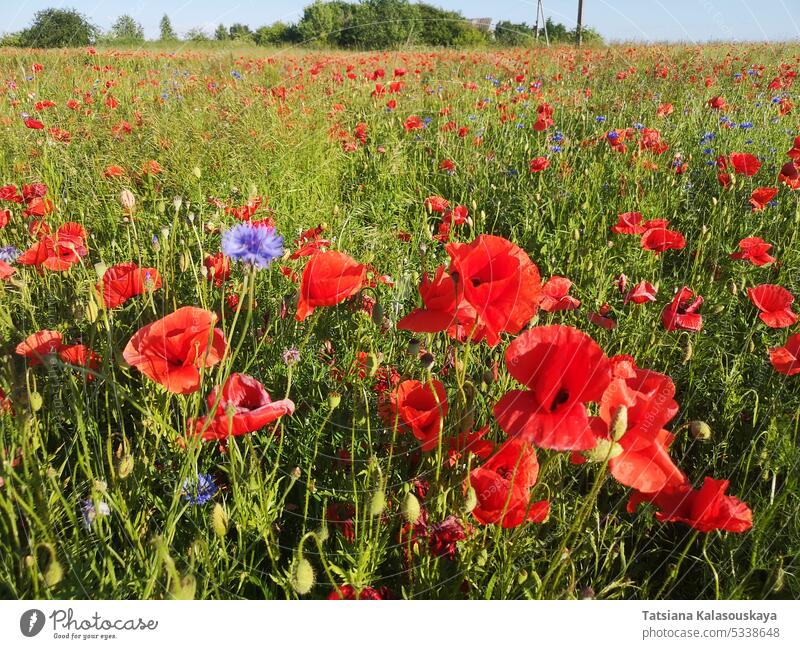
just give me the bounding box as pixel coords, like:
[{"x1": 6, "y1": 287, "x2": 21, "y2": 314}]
[{"x1": 0, "y1": 42, "x2": 798, "y2": 600}]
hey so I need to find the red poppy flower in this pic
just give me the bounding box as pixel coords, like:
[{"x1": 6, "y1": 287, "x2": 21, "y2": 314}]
[
  {"x1": 588, "y1": 303, "x2": 616, "y2": 329},
  {"x1": 583, "y1": 368, "x2": 685, "y2": 492},
  {"x1": 190, "y1": 373, "x2": 294, "y2": 441},
  {"x1": 469, "y1": 439, "x2": 549, "y2": 528},
  {"x1": 328, "y1": 585, "x2": 388, "y2": 600},
  {"x1": 16, "y1": 330, "x2": 64, "y2": 366},
  {"x1": 730, "y1": 237, "x2": 775, "y2": 266},
  {"x1": 778, "y1": 161, "x2": 800, "y2": 189},
  {"x1": 769, "y1": 333, "x2": 800, "y2": 376},
  {"x1": 58, "y1": 344, "x2": 101, "y2": 379},
  {"x1": 749, "y1": 187, "x2": 778, "y2": 211},
  {"x1": 295, "y1": 251, "x2": 366, "y2": 321},
  {"x1": 403, "y1": 115, "x2": 424, "y2": 131},
  {"x1": 0, "y1": 260, "x2": 15, "y2": 280},
  {"x1": 0, "y1": 185, "x2": 22, "y2": 202},
  {"x1": 729, "y1": 152, "x2": 761, "y2": 176},
  {"x1": 103, "y1": 165, "x2": 126, "y2": 178},
  {"x1": 493, "y1": 325, "x2": 611, "y2": 450},
  {"x1": 17, "y1": 222, "x2": 88, "y2": 272},
  {"x1": 98, "y1": 262, "x2": 162, "y2": 308},
  {"x1": 662, "y1": 287, "x2": 703, "y2": 331},
  {"x1": 123, "y1": 306, "x2": 227, "y2": 394},
  {"x1": 628, "y1": 477, "x2": 752, "y2": 533},
  {"x1": 444, "y1": 235, "x2": 542, "y2": 345},
  {"x1": 381, "y1": 379, "x2": 447, "y2": 451},
  {"x1": 640, "y1": 228, "x2": 686, "y2": 254},
  {"x1": 24, "y1": 117, "x2": 44, "y2": 129},
  {"x1": 203, "y1": 253, "x2": 230, "y2": 287},
  {"x1": 611, "y1": 211, "x2": 646, "y2": 235},
  {"x1": 529, "y1": 156, "x2": 550, "y2": 173},
  {"x1": 539, "y1": 276, "x2": 580, "y2": 312},
  {"x1": 141, "y1": 160, "x2": 162, "y2": 175},
  {"x1": 624, "y1": 280, "x2": 657, "y2": 304},
  {"x1": 747, "y1": 284, "x2": 797, "y2": 328},
  {"x1": 424, "y1": 195, "x2": 449, "y2": 213},
  {"x1": 707, "y1": 96, "x2": 726, "y2": 110},
  {"x1": 446, "y1": 425, "x2": 494, "y2": 466}
]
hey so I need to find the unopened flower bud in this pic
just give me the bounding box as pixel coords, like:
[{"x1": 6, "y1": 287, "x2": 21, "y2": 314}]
[
  {"x1": 610, "y1": 405, "x2": 628, "y2": 441},
  {"x1": 401, "y1": 492, "x2": 421, "y2": 524},
  {"x1": 689, "y1": 420, "x2": 712, "y2": 441}
]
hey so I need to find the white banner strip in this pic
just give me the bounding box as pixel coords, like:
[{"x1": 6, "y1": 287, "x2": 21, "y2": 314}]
[{"x1": 2, "y1": 600, "x2": 798, "y2": 648}]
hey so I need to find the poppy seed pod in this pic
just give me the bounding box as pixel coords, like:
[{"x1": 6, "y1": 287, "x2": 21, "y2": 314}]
[
  {"x1": 419, "y1": 352, "x2": 435, "y2": 370},
  {"x1": 291, "y1": 557, "x2": 315, "y2": 595},
  {"x1": 328, "y1": 392, "x2": 341, "y2": 410},
  {"x1": 610, "y1": 405, "x2": 628, "y2": 441},
  {"x1": 369, "y1": 490, "x2": 385, "y2": 516},
  {"x1": 118, "y1": 188, "x2": 136, "y2": 213},
  {"x1": 401, "y1": 492, "x2": 421, "y2": 524},
  {"x1": 689, "y1": 420, "x2": 712, "y2": 441}
]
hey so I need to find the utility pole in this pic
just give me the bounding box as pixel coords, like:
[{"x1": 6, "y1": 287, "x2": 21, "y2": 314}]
[
  {"x1": 535, "y1": 0, "x2": 549, "y2": 46},
  {"x1": 576, "y1": 0, "x2": 584, "y2": 46}
]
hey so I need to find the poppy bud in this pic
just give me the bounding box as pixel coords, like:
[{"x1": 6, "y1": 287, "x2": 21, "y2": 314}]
[
  {"x1": 366, "y1": 352, "x2": 380, "y2": 377},
  {"x1": 682, "y1": 339, "x2": 693, "y2": 363},
  {"x1": 35, "y1": 542, "x2": 63, "y2": 587},
  {"x1": 712, "y1": 304, "x2": 725, "y2": 314},
  {"x1": 481, "y1": 368, "x2": 495, "y2": 385},
  {"x1": 119, "y1": 189, "x2": 136, "y2": 213},
  {"x1": 419, "y1": 352, "x2": 435, "y2": 370},
  {"x1": 610, "y1": 405, "x2": 628, "y2": 441},
  {"x1": 371, "y1": 301, "x2": 384, "y2": 325},
  {"x1": 689, "y1": 420, "x2": 712, "y2": 441},
  {"x1": 117, "y1": 454, "x2": 134, "y2": 479},
  {"x1": 192, "y1": 166, "x2": 202, "y2": 178},
  {"x1": 580, "y1": 586, "x2": 596, "y2": 599},
  {"x1": 584, "y1": 439, "x2": 623, "y2": 463},
  {"x1": 328, "y1": 392, "x2": 341, "y2": 411},
  {"x1": 463, "y1": 485, "x2": 478, "y2": 513},
  {"x1": 407, "y1": 338, "x2": 421, "y2": 356},
  {"x1": 401, "y1": 492, "x2": 421, "y2": 524},
  {"x1": 517, "y1": 569, "x2": 528, "y2": 585},
  {"x1": 369, "y1": 490, "x2": 385, "y2": 516},
  {"x1": 29, "y1": 391, "x2": 43, "y2": 412},
  {"x1": 727, "y1": 280, "x2": 738, "y2": 296},
  {"x1": 211, "y1": 503, "x2": 228, "y2": 537},
  {"x1": 172, "y1": 195, "x2": 183, "y2": 212}
]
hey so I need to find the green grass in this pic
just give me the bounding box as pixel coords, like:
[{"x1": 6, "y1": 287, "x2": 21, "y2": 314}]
[{"x1": 0, "y1": 42, "x2": 798, "y2": 600}]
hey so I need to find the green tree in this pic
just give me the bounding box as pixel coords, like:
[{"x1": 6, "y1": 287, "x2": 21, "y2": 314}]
[
  {"x1": 185, "y1": 27, "x2": 210, "y2": 41},
  {"x1": 228, "y1": 23, "x2": 254, "y2": 42},
  {"x1": 18, "y1": 8, "x2": 97, "y2": 48},
  {"x1": 110, "y1": 15, "x2": 144, "y2": 42},
  {"x1": 214, "y1": 24, "x2": 228, "y2": 40},
  {"x1": 159, "y1": 15, "x2": 177, "y2": 41},
  {"x1": 254, "y1": 22, "x2": 296, "y2": 46},
  {"x1": 494, "y1": 20, "x2": 535, "y2": 46},
  {"x1": 296, "y1": 0, "x2": 350, "y2": 47}
]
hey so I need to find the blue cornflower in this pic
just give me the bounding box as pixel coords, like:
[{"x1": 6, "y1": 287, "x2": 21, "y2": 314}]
[
  {"x1": 422, "y1": 117, "x2": 433, "y2": 125},
  {"x1": 551, "y1": 131, "x2": 564, "y2": 142},
  {"x1": 703, "y1": 147, "x2": 714, "y2": 155},
  {"x1": 551, "y1": 145, "x2": 562, "y2": 153},
  {"x1": 221, "y1": 223, "x2": 284, "y2": 269},
  {"x1": 740, "y1": 122, "x2": 754, "y2": 130},
  {"x1": 80, "y1": 499, "x2": 110, "y2": 529},
  {"x1": 231, "y1": 70, "x2": 242, "y2": 80},
  {"x1": 0, "y1": 245, "x2": 20, "y2": 263},
  {"x1": 595, "y1": 115, "x2": 606, "y2": 123},
  {"x1": 633, "y1": 122, "x2": 644, "y2": 130},
  {"x1": 181, "y1": 474, "x2": 217, "y2": 505}
]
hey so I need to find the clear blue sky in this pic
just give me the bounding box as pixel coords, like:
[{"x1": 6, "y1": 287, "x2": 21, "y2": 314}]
[{"x1": 4, "y1": 0, "x2": 800, "y2": 42}]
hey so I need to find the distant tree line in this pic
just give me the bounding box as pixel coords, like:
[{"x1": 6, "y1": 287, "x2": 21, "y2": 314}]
[{"x1": 1, "y1": 3, "x2": 601, "y2": 49}]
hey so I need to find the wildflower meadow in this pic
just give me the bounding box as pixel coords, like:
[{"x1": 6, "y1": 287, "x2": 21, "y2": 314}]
[{"x1": 0, "y1": 39, "x2": 799, "y2": 602}]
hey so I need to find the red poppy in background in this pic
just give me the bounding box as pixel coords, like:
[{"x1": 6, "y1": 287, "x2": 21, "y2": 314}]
[
  {"x1": 769, "y1": 333, "x2": 800, "y2": 376},
  {"x1": 747, "y1": 284, "x2": 797, "y2": 328},
  {"x1": 296, "y1": 251, "x2": 366, "y2": 321},
  {"x1": 729, "y1": 152, "x2": 761, "y2": 176},
  {"x1": 470, "y1": 439, "x2": 549, "y2": 528},
  {"x1": 640, "y1": 227, "x2": 685, "y2": 254},
  {"x1": 15, "y1": 330, "x2": 64, "y2": 366},
  {"x1": 730, "y1": 237, "x2": 775, "y2": 266},
  {"x1": 539, "y1": 276, "x2": 580, "y2": 312},
  {"x1": 707, "y1": 96, "x2": 726, "y2": 110},
  {"x1": 0, "y1": 260, "x2": 15, "y2": 280},
  {"x1": 24, "y1": 116, "x2": 44, "y2": 129},
  {"x1": 98, "y1": 262, "x2": 162, "y2": 308},
  {"x1": 529, "y1": 156, "x2": 550, "y2": 173},
  {"x1": 17, "y1": 222, "x2": 88, "y2": 272},
  {"x1": 123, "y1": 306, "x2": 227, "y2": 394},
  {"x1": 58, "y1": 344, "x2": 101, "y2": 379},
  {"x1": 445, "y1": 234, "x2": 541, "y2": 346},
  {"x1": 628, "y1": 477, "x2": 752, "y2": 533},
  {"x1": 749, "y1": 187, "x2": 777, "y2": 211},
  {"x1": 382, "y1": 379, "x2": 447, "y2": 451},
  {"x1": 0, "y1": 185, "x2": 22, "y2": 202},
  {"x1": 203, "y1": 252, "x2": 230, "y2": 287},
  {"x1": 778, "y1": 161, "x2": 800, "y2": 189},
  {"x1": 493, "y1": 325, "x2": 611, "y2": 450},
  {"x1": 662, "y1": 287, "x2": 703, "y2": 331},
  {"x1": 624, "y1": 280, "x2": 657, "y2": 304},
  {"x1": 403, "y1": 115, "x2": 424, "y2": 131},
  {"x1": 424, "y1": 195, "x2": 449, "y2": 213},
  {"x1": 0, "y1": 209, "x2": 11, "y2": 228},
  {"x1": 190, "y1": 373, "x2": 294, "y2": 441},
  {"x1": 103, "y1": 165, "x2": 126, "y2": 178},
  {"x1": 327, "y1": 585, "x2": 389, "y2": 600},
  {"x1": 588, "y1": 303, "x2": 616, "y2": 330},
  {"x1": 611, "y1": 211, "x2": 646, "y2": 235}
]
